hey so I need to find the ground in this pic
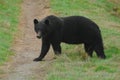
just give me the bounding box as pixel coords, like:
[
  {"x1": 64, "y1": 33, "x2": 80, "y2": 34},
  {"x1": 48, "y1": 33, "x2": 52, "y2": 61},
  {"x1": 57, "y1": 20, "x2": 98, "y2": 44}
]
[{"x1": 0, "y1": 0, "x2": 53, "y2": 80}]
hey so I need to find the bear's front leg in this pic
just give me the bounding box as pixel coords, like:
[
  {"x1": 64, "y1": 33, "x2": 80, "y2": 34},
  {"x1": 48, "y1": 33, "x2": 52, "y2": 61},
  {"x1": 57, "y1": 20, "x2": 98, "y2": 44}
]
[
  {"x1": 52, "y1": 43, "x2": 61, "y2": 55},
  {"x1": 34, "y1": 40, "x2": 50, "y2": 61}
]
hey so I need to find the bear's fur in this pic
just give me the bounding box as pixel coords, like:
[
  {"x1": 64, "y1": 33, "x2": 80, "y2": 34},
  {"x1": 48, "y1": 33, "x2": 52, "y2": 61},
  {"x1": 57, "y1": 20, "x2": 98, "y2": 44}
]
[{"x1": 33, "y1": 15, "x2": 106, "y2": 61}]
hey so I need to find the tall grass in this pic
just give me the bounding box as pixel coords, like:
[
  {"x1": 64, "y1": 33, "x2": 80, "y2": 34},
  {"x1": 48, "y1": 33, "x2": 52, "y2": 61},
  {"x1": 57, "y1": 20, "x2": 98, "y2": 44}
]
[
  {"x1": 0, "y1": 0, "x2": 21, "y2": 64},
  {"x1": 46, "y1": 0, "x2": 120, "y2": 80}
]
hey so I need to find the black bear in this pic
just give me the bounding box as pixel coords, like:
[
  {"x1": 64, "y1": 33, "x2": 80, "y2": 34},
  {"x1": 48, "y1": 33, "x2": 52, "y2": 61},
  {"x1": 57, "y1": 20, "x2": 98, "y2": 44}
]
[{"x1": 33, "y1": 15, "x2": 106, "y2": 61}]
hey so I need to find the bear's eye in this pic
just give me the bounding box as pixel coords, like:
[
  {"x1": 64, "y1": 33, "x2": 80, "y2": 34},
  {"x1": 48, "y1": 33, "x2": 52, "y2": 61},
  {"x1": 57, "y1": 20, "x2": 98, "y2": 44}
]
[
  {"x1": 35, "y1": 28, "x2": 38, "y2": 33},
  {"x1": 34, "y1": 26, "x2": 39, "y2": 33}
]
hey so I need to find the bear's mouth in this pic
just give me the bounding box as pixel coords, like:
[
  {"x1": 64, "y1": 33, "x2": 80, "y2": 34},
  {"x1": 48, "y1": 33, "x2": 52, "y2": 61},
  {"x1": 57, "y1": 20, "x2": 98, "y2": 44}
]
[{"x1": 36, "y1": 31, "x2": 42, "y2": 39}]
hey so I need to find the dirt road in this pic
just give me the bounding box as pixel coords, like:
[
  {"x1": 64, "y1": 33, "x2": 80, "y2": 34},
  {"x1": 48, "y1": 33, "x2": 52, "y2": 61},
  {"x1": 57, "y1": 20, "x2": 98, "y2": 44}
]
[{"x1": 1, "y1": 0, "x2": 54, "y2": 80}]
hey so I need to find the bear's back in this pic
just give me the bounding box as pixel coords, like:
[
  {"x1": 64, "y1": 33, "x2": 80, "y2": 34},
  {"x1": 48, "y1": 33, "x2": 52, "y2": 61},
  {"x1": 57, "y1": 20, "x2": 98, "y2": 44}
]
[{"x1": 61, "y1": 16, "x2": 101, "y2": 44}]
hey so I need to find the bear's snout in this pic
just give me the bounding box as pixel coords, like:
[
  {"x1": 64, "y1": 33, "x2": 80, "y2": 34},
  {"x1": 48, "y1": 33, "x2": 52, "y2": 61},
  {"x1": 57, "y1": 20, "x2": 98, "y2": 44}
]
[{"x1": 36, "y1": 31, "x2": 41, "y2": 39}]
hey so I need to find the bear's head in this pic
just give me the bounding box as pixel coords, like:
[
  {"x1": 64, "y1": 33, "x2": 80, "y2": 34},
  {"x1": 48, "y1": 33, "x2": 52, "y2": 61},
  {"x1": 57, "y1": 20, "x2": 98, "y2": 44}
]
[
  {"x1": 33, "y1": 18, "x2": 50, "y2": 39},
  {"x1": 33, "y1": 15, "x2": 63, "y2": 39}
]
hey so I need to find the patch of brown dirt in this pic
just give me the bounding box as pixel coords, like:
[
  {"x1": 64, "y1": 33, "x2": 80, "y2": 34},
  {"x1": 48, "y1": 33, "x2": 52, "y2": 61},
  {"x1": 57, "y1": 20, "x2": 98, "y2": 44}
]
[{"x1": 0, "y1": 0, "x2": 54, "y2": 80}]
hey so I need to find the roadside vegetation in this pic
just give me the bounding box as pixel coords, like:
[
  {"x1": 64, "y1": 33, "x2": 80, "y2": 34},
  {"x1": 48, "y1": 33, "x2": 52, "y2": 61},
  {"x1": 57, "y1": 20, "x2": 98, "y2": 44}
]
[
  {"x1": 0, "y1": 0, "x2": 21, "y2": 64},
  {"x1": 46, "y1": 0, "x2": 120, "y2": 80}
]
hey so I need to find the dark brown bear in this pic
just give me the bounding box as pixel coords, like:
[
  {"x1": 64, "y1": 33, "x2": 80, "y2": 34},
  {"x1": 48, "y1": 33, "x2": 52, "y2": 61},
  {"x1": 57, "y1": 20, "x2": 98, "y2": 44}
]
[{"x1": 33, "y1": 15, "x2": 106, "y2": 61}]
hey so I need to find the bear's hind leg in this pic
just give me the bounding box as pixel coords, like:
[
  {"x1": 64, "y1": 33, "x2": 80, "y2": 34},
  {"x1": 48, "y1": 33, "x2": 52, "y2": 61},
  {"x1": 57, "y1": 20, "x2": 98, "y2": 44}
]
[
  {"x1": 94, "y1": 44, "x2": 106, "y2": 59},
  {"x1": 84, "y1": 44, "x2": 94, "y2": 57}
]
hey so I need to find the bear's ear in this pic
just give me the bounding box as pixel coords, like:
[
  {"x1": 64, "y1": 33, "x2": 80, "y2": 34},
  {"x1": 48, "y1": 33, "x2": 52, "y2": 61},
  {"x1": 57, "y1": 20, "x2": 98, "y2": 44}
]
[
  {"x1": 44, "y1": 19, "x2": 49, "y2": 25},
  {"x1": 34, "y1": 19, "x2": 39, "y2": 24}
]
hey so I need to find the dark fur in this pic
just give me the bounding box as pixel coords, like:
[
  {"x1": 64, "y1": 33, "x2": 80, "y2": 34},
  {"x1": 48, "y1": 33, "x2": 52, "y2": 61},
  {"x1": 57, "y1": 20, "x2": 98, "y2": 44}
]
[{"x1": 33, "y1": 15, "x2": 106, "y2": 61}]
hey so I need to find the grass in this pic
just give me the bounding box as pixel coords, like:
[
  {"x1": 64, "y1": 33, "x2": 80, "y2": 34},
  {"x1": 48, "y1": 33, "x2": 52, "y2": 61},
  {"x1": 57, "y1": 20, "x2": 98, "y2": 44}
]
[
  {"x1": 0, "y1": 0, "x2": 21, "y2": 64},
  {"x1": 45, "y1": 0, "x2": 120, "y2": 80}
]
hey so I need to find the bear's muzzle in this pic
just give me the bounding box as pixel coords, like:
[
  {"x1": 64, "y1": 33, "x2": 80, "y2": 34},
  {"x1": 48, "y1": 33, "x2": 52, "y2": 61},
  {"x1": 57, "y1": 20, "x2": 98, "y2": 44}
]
[{"x1": 36, "y1": 31, "x2": 42, "y2": 39}]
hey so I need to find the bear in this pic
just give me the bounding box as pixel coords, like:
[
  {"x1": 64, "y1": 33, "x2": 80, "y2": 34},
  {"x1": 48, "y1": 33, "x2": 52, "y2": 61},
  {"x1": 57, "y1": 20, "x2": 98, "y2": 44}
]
[{"x1": 33, "y1": 15, "x2": 106, "y2": 61}]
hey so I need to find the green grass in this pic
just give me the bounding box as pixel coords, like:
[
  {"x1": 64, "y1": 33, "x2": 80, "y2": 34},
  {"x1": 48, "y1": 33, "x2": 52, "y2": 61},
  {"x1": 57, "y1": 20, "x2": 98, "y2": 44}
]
[
  {"x1": 0, "y1": 0, "x2": 21, "y2": 64},
  {"x1": 46, "y1": 0, "x2": 120, "y2": 80}
]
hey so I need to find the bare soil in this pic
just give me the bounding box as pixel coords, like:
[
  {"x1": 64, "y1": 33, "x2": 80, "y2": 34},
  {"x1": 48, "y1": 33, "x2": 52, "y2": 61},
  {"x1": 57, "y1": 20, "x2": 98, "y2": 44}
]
[{"x1": 0, "y1": 0, "x2": 54, "y2": 80}]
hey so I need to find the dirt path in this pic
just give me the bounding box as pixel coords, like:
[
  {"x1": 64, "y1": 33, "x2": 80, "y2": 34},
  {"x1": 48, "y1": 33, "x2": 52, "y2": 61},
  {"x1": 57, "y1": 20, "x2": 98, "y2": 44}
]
[{"x1": 1, "y1": 0, "x2": 54, "y2": 80}]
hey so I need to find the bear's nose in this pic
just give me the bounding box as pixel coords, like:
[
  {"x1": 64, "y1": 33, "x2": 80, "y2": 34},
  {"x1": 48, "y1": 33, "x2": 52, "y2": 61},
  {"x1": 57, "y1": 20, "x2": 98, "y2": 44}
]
[{"x1": 36, "y1": 36, "x2": 41, "y2": 39}]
